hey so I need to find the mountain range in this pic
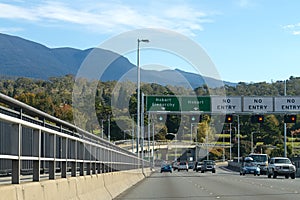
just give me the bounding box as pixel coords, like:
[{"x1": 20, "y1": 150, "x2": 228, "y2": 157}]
[{"x1": 0, "y1": 33, "x2": 235, "y2": 88}]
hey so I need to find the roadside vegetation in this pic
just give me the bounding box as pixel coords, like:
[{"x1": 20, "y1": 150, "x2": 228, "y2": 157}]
[{"x1": 1, "y1": 75, "x2": 300, "y2": 158}]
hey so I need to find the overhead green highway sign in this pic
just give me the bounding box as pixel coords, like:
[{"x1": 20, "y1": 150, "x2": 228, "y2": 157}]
[
  {"x1": 146, "y1": 96, "x2": 211, "y2": 112},
  {"x1": 146, "y1": 95, "x2": 300, "y2": 114},
  {"x1": 181, "y1": 96, "x2": 211, "y2": 112},
  {"x1": 146, "y1": 96, "x2": 180, "y2": 112}
]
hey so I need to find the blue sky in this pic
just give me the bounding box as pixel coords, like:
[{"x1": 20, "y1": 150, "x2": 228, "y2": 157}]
[{"x1": 1, "y1": 0, "x2": 300, "y2": 83}]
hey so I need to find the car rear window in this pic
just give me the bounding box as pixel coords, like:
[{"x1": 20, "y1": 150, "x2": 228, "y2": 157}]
[{"x1": 275, "y1": 159, "x2": 291, "y2": 164}]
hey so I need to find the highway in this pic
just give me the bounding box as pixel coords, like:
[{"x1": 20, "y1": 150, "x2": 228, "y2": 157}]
[{"x1": 115, "y1": 165, "x2": 300, "y2": 200}]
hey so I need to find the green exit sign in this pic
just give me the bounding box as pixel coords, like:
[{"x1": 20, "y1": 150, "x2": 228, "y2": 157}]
[
  {"x1": 181, "y1": 96, "x2": 211, "y2": 112},
  {"x1": 146, "y1": 96, "x2": 180, "y2": 112},
  {"x1": 146, "y1": 96, "x2": 211, "y2": 112}
]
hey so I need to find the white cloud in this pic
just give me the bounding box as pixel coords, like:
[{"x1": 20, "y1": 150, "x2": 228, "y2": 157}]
[
  {"x1": 236, "y1": 0, "x2": 255, "y2": 8},
  {"x1": 282, "y1": 23, "x2": 300, "y2": 35},
  {"x1": 0, "y1": 3, "x2": 38, "y2": 21},
  {"x1": 0, "y1": 1, "x2": 215, "y2": 36},
  {"x1": 0, "y1": 27, "x2": 23, "y2": 34},
  {"x1": 292, "y1": 31, "x2": 300, "y2": 35}
]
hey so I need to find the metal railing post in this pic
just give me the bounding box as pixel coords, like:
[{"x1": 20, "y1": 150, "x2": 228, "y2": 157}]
[{"x1": 11, "y1": 123, "x2": 21, "y2": 184}]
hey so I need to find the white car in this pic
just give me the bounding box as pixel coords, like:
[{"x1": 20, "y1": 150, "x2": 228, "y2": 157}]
[
  {"x1": 267, "y1": 157, "x2": 296, "y2": 179},
  {"x1": 177, "y1": 161, "x2": 188, "y2": 172}
]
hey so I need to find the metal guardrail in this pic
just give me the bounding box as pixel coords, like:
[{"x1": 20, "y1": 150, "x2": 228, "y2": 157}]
[{"x1": 0, "y1": 93, "x2": 149, "y2": 184}]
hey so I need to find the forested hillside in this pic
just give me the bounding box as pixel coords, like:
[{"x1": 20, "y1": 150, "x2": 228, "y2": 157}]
[{"x1": 1, "y1": 75, "x2": 300, "y2": 158}]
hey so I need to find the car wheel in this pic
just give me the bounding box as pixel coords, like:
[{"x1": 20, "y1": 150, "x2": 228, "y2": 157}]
[
  {"x1": 201, "y1": 170, "x2": 204, "y2": 173},
  {"x1": 267, "y1": 170, "x2": 272, "y2": 178},
  {"x1": 273, "y1": 171, "x2": 277, "y2": 179},
  {"x1": 267, "y1": 173, "x2": 271, "y2": 178},
  {"x1": 212, "y1": 170, "x2": 216, "y2": 173},
  {"x1": 285, "y1": 174, "x2": 289, "y2": 179},
  {"x1": 291, "y1": 172, "x2": 296, "y2": 179},
  {"x1": 240, "y1": 172, "x2": 242, "y2": 176}
]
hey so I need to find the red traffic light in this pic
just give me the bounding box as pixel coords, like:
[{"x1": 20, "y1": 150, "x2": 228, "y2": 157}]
[
  {"x1": 251, "y1": 115, "x2": 264, "y2": 123},
  {"x1": 284, "y1": 115, "x2": 297, "y2": 123},
  {"x1": 225, "y1": 115, "x2": 233, "y2": 123}
]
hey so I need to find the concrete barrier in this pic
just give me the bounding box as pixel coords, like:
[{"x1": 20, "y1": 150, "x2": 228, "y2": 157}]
[
  {"x1": 0, "y1": 168, "x2": 152, "y2": 200},
  {"x1": 227, "y1": 161, "x2": 241, "y2": 172}
]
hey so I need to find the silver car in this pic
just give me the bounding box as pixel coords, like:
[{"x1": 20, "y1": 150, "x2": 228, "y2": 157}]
[
  {"x1": 177, "y1": 161, "x2": 188, "y2": 172},
  {"x1": 267, "y1": 157, "x2": 296, "y2": 179}
]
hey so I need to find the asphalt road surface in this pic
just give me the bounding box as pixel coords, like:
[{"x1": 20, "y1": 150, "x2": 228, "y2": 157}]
[{"x1": 115, "y1": 165, "x2": 300, "y2": 200}]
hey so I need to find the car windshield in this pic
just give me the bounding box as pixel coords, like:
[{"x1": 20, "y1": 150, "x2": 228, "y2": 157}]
[
  {"x1": 274, "y1": 159, "x2": 291, "y2": 164},
  {"x1": 204, "y1": 161, "x2": 214, "y2": 165},
  {"x1": 249, "y1": 155, "x2": 267, "y2": 162}
]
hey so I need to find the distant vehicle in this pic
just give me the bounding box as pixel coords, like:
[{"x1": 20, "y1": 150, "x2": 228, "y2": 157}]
[
  {"x1": 193, "y1": 161, "x2": 203, "y2": 172},
  {"x1": 199, "y1": 160, "x2": 216, "y2": 173},
  {"x1": 172, "y1": 161, "x2": 178, "y2": 171},
  {"x1": 188, "y1": 161, "x2": 194, "y2": 169},
  {"x1": 248, "y1": 153, "x2": 269, "y2": 174},
  {"x1": 240, "y1": 157, "x2": 260, "y2": 176},
  {"x1": 267, "y1": 157, "x2": 296, "y2": 179},
  {"x1": 177, "y1": 161, "x2": 189, "y2": 172},
  {"x1": 161, "y1": 164, "x2": 172, "y2": 173}
]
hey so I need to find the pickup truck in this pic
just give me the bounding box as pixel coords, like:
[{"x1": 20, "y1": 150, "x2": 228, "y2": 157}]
[{"x1": 267, "y1": 157, "x2": 296, "y2": 179}]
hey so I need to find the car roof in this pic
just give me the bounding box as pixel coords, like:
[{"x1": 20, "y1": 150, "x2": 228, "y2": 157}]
[{"x1": 271, "y1": 157, "x2": 289, "y2": 159}]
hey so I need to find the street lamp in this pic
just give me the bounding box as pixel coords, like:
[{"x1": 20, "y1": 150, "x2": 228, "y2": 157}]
[
  {"x1": 284, "y1": 79, "x2": 287, "y2": 157},
  {"x1": 137, "y1": 39, "x2": 149, "y2": 161},
  {"x1": 191, "y1": 123, "x2": 198, "y2": 162}
]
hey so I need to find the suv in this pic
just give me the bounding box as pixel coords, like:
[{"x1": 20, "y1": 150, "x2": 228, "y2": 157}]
[
  {"x1": 267, "y1": 157, "x2": 296, "y2": 179},
  {"x1": 178, "y1": 161, "x2": 189, "y2": 172},
  {"x1": 248, "y1": 153, "x2": 269, "y2": 175},
  {"x1": 200, "y1": 160, "x2": 216, "y2": 173}
]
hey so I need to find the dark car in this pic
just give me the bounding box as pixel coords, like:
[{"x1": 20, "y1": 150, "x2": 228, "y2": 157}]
[
  {"x1": 188, "y1": 161, "x2": 194, "y2": 169},
  {"x1": 200, "y1": 160, "x2": 216, "y2": 173},
  {"x1": 161, "y1": 164, "x2": 172, "y2": 173}
]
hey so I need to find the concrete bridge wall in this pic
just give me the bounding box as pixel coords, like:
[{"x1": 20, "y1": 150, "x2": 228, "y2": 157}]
[{"x1": 0, "y1": 168, "x2": 152, "y2": 200}]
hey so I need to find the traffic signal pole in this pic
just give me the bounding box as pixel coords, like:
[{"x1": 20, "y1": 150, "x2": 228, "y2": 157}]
[{"x1": 284, "y1": 80, "x2": 287, "y2": 157}]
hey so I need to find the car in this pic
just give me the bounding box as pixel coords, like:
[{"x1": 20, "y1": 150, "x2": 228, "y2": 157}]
[
  {"x1": 172, "y1": 161, "x2": 178, "y2": 171},
  {"x1": 240, "y1": 157, "x2": 260, "y2": 176},
  {"x1": 188, "y1": 161, "x2": 194, "y2": 169},
  {"x1": 199, "y1": 160, "x2": 216, "y2": 173},
  {"x1": 177, "y1": 161, "x2": 188, "y2": 172},
  {"x1": 267, "y1": 157, "x2": 296, "y2": 179},
  {"x1": 248, "y1": 153, "x2": 269, "y2": 175},
  {"x1": 193, "y1": 161, "x2": 202, "y2": 172},
  {"x1": 161, "y1": 164, "x2": 172, "y2": 173}
]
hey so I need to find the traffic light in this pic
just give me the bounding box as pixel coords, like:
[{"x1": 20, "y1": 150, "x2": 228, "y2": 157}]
[
  {"x1": 284, "y1": 114, "x2": 297, "y2": 123},
  {"x1": 157, "y1": 114, "x2": 166, "y2": 122},
  {"x1": 190, "y1": 115, "x2": 201, "y2": 122},
  {"x1": 251, "y1": 115, "x2": 264, "y2": 123},
  {"x1": 225, "y1": 115, "x2": 233, "y2": 123}
]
